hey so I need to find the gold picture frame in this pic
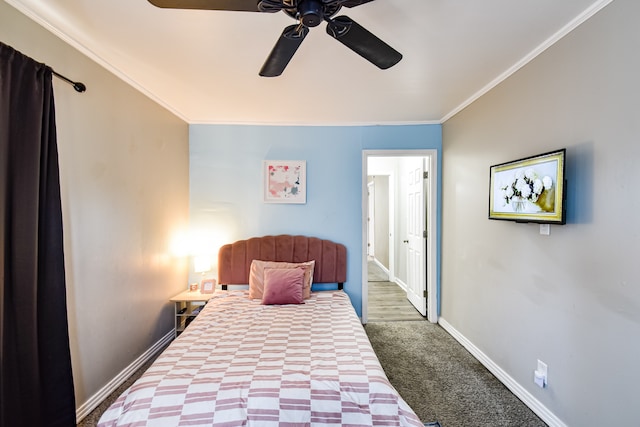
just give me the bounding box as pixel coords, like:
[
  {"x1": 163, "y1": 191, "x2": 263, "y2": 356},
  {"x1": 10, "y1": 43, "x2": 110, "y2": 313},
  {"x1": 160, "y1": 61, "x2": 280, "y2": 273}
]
[{"x1": 489, "y1": 149, "x2": 566, "y2": 224}]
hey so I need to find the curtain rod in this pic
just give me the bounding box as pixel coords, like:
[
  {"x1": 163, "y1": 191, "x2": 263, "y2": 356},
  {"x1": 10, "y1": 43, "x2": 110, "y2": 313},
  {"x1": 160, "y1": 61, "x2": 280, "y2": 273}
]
[{"x1": 51, "y1": 70, "x2": 86, "y2": 93}]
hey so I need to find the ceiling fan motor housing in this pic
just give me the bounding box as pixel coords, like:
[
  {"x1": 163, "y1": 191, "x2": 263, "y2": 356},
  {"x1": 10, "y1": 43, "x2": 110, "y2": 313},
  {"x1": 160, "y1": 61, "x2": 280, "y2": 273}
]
[{"x1": 299, "y1": 0, "x2": 323, "y2": 27}]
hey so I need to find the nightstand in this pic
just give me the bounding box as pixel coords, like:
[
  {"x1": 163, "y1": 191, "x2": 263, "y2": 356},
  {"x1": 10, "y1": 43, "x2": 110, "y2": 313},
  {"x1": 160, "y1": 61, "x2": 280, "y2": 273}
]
[{"x1": 170, "y1": 290, "x2": 213, "y2": 337}]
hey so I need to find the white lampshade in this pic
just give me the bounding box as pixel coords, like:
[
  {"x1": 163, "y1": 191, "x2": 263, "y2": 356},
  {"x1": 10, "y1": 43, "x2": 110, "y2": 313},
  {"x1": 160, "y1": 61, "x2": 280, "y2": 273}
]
[{"x1": 193, "y1": 255, "x2": 211, "y2": 274}]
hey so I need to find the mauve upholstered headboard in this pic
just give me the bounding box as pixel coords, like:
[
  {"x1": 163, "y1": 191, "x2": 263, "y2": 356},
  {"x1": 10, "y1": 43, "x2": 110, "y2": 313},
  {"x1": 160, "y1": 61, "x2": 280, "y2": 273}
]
[{"x1": 218, "y1": 235, "x2": 347, "y2": 287}]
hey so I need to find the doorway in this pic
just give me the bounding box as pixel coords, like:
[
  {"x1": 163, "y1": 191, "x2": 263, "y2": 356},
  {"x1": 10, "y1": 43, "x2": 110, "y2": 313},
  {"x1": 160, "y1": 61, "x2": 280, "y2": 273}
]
[{"x1": 362, "y1": 150, "x2": 438, "y2": 324}]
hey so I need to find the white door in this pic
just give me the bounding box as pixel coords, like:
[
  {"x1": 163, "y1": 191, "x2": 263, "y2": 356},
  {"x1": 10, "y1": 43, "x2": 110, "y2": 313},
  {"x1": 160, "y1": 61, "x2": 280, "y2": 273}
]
[{"x1": 406, "y1": 158, "x2": 427, "y2": 316}]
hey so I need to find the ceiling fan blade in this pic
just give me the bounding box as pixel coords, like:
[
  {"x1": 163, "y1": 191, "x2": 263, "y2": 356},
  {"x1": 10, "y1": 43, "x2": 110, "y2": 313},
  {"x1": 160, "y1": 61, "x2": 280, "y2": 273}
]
[
  {"x1": 341, "y1": 0, "x2": 376, "y2": 8},
  {"x1": 259, "y1": 25, "x2": 309, "y2": 77},
  {"x1": 326, "y1": 15, "x2": 401, "y2": 70},
  {"x1": 147, "y1": 0, "x2": 260, "y2": 12}
]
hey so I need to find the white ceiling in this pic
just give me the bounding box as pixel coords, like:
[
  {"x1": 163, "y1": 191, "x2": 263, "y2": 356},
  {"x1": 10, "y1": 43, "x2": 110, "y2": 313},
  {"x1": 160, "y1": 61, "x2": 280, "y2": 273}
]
[{"x1": 6, "y1": 0, "x2": 611, "y2": 125}]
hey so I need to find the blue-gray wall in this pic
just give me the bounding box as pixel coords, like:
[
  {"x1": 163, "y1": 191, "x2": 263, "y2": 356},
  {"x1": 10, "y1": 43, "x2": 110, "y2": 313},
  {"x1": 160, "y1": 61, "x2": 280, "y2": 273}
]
[{"x1": 189, "y1": 124, "x2": 442, "y2": 316}]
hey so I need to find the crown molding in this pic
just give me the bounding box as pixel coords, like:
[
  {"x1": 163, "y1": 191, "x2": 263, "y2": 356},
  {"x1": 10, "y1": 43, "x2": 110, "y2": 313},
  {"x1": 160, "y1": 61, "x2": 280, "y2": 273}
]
[{"x1": 441, "y1": 0, "x2": 614, "y2": 123}]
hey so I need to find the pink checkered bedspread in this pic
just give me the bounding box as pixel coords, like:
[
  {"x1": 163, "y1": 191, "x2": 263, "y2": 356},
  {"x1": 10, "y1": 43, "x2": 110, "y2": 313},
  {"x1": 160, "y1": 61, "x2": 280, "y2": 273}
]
[{"x1": 98, "y1": 290, "x2": 422, "y2": 426}]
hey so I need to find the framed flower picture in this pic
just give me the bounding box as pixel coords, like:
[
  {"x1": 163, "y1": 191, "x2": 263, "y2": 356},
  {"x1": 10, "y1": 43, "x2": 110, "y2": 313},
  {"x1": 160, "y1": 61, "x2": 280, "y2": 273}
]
[
  {"x1": 489, "y1": 149, "x2": 566, "y2": 224},
  {"x1": 263, "y1": 160, "x2": 306, "y2": 204},
  {"x1": 201, "y1": 279, "x2": 216, "y2": 294}
]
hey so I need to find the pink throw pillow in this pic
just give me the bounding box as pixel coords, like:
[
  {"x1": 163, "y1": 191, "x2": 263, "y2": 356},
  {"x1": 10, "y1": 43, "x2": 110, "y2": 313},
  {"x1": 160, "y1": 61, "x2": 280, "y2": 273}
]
[
  {"x1": 249, "y1": 260, "x2": 315, "y2": 300},
  {"x1": 261, "y1": 267, "x2": 305, "y2": 305}
]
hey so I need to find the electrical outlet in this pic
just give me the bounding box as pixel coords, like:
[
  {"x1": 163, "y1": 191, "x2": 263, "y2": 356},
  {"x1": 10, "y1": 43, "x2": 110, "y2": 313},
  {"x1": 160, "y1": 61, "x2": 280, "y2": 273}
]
[
  {"x1": 540, "y1": 224, "x2": 550, "y2": 235},
  {"x1": 534, "y1": 359, "x2": 548, "y2": 388}
]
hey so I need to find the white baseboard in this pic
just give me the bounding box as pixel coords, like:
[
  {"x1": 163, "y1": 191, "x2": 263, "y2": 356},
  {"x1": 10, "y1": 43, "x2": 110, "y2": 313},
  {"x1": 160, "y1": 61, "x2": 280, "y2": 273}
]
[
  {"x1": 394, "y1": 278, "x2": 408, "y2": 292},
  {"x1": 370, "y1": 257, "x2": 405, "y2": 291},
  {"x1": 75, "y1": 329, "x2": 174, "y2": 422},
  {"x1": 438, "y1": 318, "x2": 567, "y2": 427},
  {"x1": 371, "y1": 257, "x2": 387, "y2": 273}
]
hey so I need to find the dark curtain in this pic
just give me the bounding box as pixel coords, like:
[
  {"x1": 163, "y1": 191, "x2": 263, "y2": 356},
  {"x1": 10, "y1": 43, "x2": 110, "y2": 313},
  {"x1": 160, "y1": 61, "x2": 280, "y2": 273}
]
[{"x1": 0, "y1": 42, "x2": 76, "y2": 426}]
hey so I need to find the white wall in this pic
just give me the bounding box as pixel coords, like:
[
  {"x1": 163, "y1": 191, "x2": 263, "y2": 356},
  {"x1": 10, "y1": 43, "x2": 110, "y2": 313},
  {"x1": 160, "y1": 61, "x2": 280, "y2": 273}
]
[
  {"x1": 1, "y1": 1, "x2": 190, "y2": 411},
  {"x1": 371, "y1": 175, "x2": 390, "y2": 268},
  {"x1": 368, "y1": 157, "x2": 397, "y2": 277},
  {"x1": 368, "y1": 156, "x2": 430, "y2": 286},
  {"x1": 441, "y1": 0, "x2": 640, "y2": 425}
]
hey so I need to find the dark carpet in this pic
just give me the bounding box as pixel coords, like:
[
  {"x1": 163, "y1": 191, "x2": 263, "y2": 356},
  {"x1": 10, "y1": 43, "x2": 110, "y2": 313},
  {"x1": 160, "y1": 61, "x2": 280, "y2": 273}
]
[{"x1": 365, "y1": 321, "x2": 547, "y2": 427}]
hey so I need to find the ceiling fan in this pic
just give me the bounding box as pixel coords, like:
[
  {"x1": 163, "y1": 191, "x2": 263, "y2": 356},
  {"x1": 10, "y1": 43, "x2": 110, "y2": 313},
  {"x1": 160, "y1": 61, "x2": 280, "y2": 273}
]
[{"x1": 147, "y1": 0, "x2": 402, "y2": 77}]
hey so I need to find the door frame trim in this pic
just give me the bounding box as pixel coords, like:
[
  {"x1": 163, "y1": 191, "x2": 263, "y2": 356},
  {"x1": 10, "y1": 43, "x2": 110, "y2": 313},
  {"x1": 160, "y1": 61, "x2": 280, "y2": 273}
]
[{"x1": 362, "y1": 150, "x2": 438, "y2": 324}]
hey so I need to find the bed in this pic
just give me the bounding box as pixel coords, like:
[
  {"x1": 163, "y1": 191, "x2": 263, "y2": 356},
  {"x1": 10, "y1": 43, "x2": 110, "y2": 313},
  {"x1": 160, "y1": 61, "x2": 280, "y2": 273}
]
[{"x1": 98, "y1": 235, "x2": 422, "y2": 426}]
